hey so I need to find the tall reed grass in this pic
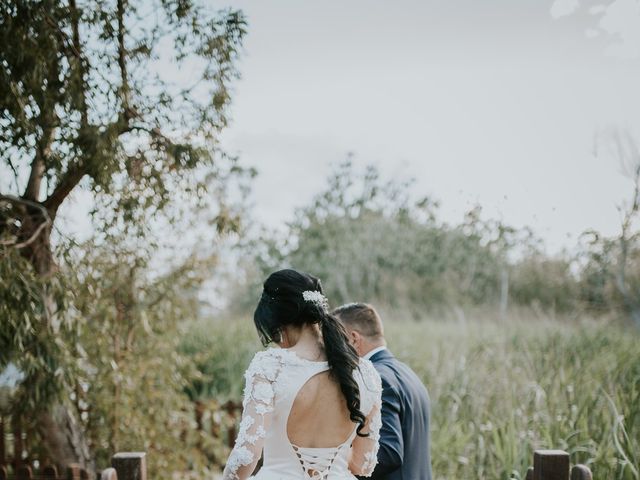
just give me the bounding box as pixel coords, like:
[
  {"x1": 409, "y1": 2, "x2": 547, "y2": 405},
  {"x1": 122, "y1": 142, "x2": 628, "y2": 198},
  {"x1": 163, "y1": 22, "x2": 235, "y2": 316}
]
[{"x1": 181, "y1": 314, "x2": 640, "y2": 479}]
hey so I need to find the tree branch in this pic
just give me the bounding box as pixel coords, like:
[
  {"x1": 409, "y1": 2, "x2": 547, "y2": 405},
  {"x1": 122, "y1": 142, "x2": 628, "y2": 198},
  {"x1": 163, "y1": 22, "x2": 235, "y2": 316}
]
[
  {"x1": 6, "y1": 158, "x2": 21, "y2": 193},
  {"x1": 42, "y1": 165, "x2": 85, "y2": 213},
  {"x1": 42, "y1": 114, "x2": 140, "y2": 213},
  {"x1": 128, "y1": 124, "x2": 171, "y2": 145},
  {"x1": 43, "y1": 12, "x2": 81, "y2": 59},
  {"x1": 24, "y1": 53, "x2": 58, "y2": 201},
  {"x1": 117, "y1": 0, "x2": 131, "y2": 115},
  {"x1": 24, "y1": 150, "x2": 47, "y2": 202},
  {"x1": 0, "y1": 194, "x2": 52, "y2": 249},
  {"x1": 69, "y1": 0, "x2": 88, "y2": 127}
]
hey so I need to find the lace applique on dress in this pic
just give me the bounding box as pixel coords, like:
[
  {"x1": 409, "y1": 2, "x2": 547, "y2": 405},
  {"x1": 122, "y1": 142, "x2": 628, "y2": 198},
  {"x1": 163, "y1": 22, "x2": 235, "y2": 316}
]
[
  {"x1": 361, "y1": 406, "x2": 382, "y2": 474},
  {"x1": 222, "y1": 350, "x2": 284, "y2": 480},
  {"x1": 353, "y1": 359, "x2": 383, "y2": 477},
  {"x1": 358, "y1": 358, "x2": 383, "y2": 413}
]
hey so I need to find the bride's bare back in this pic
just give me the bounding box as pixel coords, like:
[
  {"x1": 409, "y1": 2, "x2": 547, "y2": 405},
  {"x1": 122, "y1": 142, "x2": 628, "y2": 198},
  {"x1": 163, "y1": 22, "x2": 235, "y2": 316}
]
[{"x1": 287, "y1": 370, "x2": 354, "y2": 448}]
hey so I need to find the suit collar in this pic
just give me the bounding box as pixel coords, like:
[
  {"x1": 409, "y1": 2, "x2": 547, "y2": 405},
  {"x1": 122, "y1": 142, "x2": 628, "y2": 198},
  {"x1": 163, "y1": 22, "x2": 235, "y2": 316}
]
[
  {"x1": 363, "y1": 345, "x2": 386, "y2": 361},
  {"x1": 368, "y1": 347, "x2": 394, "y2": 363}
]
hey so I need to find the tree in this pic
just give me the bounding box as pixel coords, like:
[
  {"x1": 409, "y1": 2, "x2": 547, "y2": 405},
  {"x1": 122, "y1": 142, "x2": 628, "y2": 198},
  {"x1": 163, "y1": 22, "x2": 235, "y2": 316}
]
[
  {"x1": 0, "y1": 0, "x2": 246, "y2": 470},
  {"x1": 585, "y1": 127, "x2": 640, "y2": 326},
  {"x1": 242, "y1": 161, "x2": 522, "y2": 315}
]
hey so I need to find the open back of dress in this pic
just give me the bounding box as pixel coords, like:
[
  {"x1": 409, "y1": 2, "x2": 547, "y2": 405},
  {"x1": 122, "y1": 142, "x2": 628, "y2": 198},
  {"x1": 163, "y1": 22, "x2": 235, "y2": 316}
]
[
  {"x1": 222, "y1": 348, "x2": 382, "y2": 480},
  {"x1": 288, "y1": 370, "x2": 356, "y2": 478}
]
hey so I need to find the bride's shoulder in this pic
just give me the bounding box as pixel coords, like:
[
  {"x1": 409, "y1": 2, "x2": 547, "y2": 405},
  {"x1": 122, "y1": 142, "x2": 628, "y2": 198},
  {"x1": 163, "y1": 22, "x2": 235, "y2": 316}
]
[{"x1": 244, "y1": 348, "x2": 286, "y2": 383}]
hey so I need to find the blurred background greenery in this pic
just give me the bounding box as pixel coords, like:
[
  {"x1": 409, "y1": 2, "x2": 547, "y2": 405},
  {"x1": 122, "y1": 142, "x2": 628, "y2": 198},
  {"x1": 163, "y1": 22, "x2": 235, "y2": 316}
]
[{"x1": 1, "y1": 1, "x2": 639, "y2": 479}]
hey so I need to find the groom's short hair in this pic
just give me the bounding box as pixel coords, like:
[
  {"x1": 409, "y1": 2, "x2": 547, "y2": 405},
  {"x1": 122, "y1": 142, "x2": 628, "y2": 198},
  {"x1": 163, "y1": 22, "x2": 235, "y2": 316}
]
[{"x1": 333, "y1": 303, "x2": 384, "y2": 340}]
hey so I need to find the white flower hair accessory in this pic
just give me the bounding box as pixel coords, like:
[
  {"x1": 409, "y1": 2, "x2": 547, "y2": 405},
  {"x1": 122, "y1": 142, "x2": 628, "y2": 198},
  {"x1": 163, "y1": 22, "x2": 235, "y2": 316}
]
[{"x1": 302, "y1": 290, "x2": 329, "y2": 311}]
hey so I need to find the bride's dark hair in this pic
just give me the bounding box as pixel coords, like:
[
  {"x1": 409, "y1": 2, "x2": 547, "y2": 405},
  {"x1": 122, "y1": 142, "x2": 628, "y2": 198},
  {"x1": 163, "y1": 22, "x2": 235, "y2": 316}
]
[{"x1": 254, "y1": 269, "x2": 367, "y2": 436}]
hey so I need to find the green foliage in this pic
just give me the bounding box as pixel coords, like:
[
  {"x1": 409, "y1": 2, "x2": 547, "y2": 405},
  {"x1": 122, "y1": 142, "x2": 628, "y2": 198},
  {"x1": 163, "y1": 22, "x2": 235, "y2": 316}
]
[
  {"x1": 508, "y1": 255, "x2": 578, "y2": 313},
  {"x1": 0, "y1": 247, "x2": 75, "y2": 412},
  {"x1": 180, "y1": 318, "x2": 260, "y2": 401},
  {"x1": 578, "y1": 231, "x2": 640, "y2": 324},
  {"x1": 67, "y1": 239, "x2": 219, "y2": 476}
]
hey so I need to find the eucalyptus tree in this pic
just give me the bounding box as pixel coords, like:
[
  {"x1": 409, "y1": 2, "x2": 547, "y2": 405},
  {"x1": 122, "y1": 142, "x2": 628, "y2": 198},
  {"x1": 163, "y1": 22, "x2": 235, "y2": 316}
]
[{"x1": 0, "y1": 0, "x2": 246, "y2": 470}]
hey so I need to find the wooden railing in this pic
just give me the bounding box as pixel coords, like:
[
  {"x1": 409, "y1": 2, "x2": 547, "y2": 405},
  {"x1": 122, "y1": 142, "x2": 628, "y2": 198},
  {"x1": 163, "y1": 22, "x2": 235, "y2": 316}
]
[{"x1": 192, "y1": 399, "x2": 243, "y2": 450}]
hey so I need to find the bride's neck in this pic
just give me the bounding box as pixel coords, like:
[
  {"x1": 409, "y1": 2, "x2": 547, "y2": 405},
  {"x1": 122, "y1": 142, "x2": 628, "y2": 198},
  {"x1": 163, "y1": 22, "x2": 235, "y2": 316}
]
[{"x1": 281, "y1": 323, "x2": 322, "y2": 351}]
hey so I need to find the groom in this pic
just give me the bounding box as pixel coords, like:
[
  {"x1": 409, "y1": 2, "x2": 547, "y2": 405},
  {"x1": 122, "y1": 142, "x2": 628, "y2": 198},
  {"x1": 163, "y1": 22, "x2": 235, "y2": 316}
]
[{"x1": 334, "y1": 303, "x2": 432, "y2": 480}]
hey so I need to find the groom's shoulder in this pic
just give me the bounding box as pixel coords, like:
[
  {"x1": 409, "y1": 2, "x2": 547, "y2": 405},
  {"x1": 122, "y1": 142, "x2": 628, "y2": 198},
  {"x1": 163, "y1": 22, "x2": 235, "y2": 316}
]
[
  {"x1": 369, "y1": 349, "x2": 399, "y2": 370},
  {"x1": 372, "y1": 351, "x2": 424, "y2": 390},
  {"x1": 370, "y1": 353, "x2": 401, "y2": 386}
]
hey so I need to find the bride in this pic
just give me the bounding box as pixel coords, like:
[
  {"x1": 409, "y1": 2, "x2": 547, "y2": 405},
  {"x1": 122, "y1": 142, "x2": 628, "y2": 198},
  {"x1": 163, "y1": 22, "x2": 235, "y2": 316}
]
[{"x1": 222, "y1": 269, "x2": 382, "y2": 480}]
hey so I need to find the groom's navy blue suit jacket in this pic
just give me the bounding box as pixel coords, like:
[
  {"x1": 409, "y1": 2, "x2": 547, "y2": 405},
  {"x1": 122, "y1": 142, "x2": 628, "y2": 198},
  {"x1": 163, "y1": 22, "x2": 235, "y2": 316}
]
[{"x1": 361, "y1": 348, "x2": 432, "y2": 480}]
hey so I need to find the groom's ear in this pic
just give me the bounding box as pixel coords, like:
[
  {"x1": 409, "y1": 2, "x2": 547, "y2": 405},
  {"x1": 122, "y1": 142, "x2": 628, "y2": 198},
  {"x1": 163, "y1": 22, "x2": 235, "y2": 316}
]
[{"x1": 350, "y1": 330, "x2": 361, "y2": 349}]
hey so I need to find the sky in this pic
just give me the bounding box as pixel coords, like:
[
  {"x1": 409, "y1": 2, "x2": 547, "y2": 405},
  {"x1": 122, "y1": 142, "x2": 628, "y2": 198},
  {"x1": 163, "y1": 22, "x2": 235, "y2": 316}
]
[{"x1": 214, "y1": 0, "x2": 640, "y2": 253}]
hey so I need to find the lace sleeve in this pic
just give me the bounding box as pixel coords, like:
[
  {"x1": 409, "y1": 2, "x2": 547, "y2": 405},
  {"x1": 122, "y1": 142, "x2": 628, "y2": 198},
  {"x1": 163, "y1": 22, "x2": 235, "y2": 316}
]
[
  {"x1": 222, "y1": 350, "x2": 282, "y2": 480},
  {"x1": 349, "y1": 359, "x2": 383, "y2": 477}
]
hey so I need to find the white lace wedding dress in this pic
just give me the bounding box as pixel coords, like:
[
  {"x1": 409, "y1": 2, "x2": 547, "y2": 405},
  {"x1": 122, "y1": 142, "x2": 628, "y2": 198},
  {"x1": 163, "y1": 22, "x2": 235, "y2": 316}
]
[{"x1": 222, "y1": 348, "x2": 382, "y2": 480}]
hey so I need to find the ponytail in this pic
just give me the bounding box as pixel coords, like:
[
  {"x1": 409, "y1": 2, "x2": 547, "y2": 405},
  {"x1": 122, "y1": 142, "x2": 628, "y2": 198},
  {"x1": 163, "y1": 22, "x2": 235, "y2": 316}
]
[{"x1": 321, "y1": 312, "x2": 367, "y2": 436}]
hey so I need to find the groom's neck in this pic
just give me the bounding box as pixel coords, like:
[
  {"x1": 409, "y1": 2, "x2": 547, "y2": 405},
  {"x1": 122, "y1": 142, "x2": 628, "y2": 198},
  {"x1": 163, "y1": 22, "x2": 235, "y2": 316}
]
[{"x1": 360, "y1": 339, "x2": 386, "y2": 357}]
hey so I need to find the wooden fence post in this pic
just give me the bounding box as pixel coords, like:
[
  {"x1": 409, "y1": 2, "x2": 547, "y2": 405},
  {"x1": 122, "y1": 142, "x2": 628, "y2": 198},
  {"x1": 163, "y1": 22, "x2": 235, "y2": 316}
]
[
  {"x1": 571, "y1": 465, "x2": 593, "y2": 480},
  {"x1": 16, "y1": 465, "x2": 32, "y2": 480},
  {"x1": 112, "y1": 452, "x2": 146, "y2": 480},
  {"x1": 42, "y1": 465, "x2": 58, "y2": 479},
  {"x1": 0, "y1": 417, "x2": 5, "y2": 466},
  {"x1": 67, "y1": 463, "x2": 82, "y2": 480},
  {"x1": 100, "y1": 468, "x2": 118, "y2": 480},
  {"x1": 13, "y1": 416, "x2": 22, "y2": 471},
  {"x1": 533, "y1": 450, "x2": 570, "y2": 480}
]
